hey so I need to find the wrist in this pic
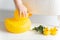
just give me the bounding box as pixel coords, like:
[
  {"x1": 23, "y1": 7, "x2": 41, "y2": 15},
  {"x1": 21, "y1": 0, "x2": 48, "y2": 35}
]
[
  {"x1": 19, "y1": 4, "x2": 24, "y2": 9},
  {"x1": 18, "y1": 0, "x2": 23, "y2": 5}
]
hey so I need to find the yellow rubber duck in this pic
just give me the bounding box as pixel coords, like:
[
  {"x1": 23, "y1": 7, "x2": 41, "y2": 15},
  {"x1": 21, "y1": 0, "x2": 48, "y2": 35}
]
[
  {"x1": 43, "y1": 27, "x2": 49, "y2": 36},
  {"x1": 50, "y1": 27, "x2": 57, "y2": 35},
  {"x1": 5, "y1": 9, "x2": 32, "y2": 34}
]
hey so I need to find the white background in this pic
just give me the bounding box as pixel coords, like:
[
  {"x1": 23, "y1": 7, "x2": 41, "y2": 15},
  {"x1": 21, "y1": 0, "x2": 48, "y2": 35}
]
[
  {"x1": 0, "y1": 0, "x2": 60, "y2": 15},
  {"x1": 0, "y1": 0, "x2": 60, "y2": 25},
  {"x1": 0, "y1": 0, "x2": 15, "y2": 10}
]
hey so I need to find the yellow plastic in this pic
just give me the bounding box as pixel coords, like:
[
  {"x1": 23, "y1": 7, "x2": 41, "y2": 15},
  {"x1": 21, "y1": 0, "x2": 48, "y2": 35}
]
[
  {"x1": 43, "y1": 27, "x2": 49, "y2": 36},
  {"x1": 50, "y1": 27, "x2": 57, "y2": 35},
  {"x1": 5, "y1": 9, "x2": 32, "y2": 34}
]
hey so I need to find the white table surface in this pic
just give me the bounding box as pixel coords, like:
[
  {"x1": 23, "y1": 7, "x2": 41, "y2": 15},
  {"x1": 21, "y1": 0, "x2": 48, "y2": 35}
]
[{"x1": 0, "y1": 22, "x2": 60, "y2": 40}]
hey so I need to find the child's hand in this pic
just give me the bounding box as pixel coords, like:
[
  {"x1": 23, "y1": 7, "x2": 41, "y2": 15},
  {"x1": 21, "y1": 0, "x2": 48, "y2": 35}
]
[
  {"x1": 14, "y1": 0, "x2": 28, "y2": 17},
  {"x1": 19, "y1": 5, "x2": 28, "y2": 17}
]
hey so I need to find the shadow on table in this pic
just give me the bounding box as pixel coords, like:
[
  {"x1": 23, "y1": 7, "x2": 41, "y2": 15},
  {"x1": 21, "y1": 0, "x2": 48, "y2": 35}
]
[{"x1": 0, "y1": 22, "x2": 8, "y2": 33}]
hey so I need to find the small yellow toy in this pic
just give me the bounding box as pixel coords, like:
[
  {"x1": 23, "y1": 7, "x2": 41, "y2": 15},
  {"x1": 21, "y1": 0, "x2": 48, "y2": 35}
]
[
  {"x1": 5, "y1": 9, "x2": 32, "y2": 34},
  {"x1": 50, "y1": 27, "x2": 57, "y2": 35},
  {"x1": 43, "y1": 27, "x2": 49, "y2": 36}
]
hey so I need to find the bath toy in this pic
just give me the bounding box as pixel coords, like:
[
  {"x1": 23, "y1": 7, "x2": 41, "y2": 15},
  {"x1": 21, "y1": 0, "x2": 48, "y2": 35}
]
[
  {"x1": 5, "y1": 9, "x2": 32, "y2": 33},
  {"x1": 43, "y1": 27, "x2": 49, "y2": 36},
  {"x1": 50, "y1": 27, "x2": 57, "y2": 35}
]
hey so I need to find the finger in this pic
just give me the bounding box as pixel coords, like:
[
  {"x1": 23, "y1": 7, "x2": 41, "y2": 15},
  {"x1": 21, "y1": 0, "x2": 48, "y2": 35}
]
[
  {"x1": 20, "y1": 11, "x2": 22, "y2": 17},
  {"x1": 23, "y1": 12, "x2": 26, "y2": 18},
  {"x1": 23, "y1": 11, "x2": 28, "y2": 17},
  {"x1": 25, "y1": 13, "x2": 28, "y2": 17},
  {"x1": 25, "y1": 10, "x2": 28, "y2": 17}
]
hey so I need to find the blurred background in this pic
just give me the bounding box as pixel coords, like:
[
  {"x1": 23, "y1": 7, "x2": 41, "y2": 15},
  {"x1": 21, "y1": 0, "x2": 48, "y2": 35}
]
[
  {"x1": 0, "y1": 0, "x2": 15, "y2": 10},
  {"x1": 0, "y1": 0, "x2": 60, "y2": 26},
  {"x1": 0, "y1": 0, "x2": 15, "y2": 22}
]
